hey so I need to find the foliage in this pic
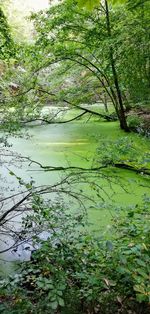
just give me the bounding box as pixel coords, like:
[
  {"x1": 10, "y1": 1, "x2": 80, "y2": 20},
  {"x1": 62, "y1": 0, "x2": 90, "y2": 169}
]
[
  {"x1": 29, "y1": 0, "x2": 130, "y2": 130},
  {"x1": 0, "y1": 0, "x2": 41, "y2": 43},
  {"x1": 0, "y1": 195, "x2": 150, "y2": 313},
  {"x1": 0, "y1": 1, "x2": 150, "y2": 313},
  {"x1": 111, "y1": 196, "x2": 150, "y2": 304},
  {"x1": 127, "y1": 114, "x2": 150, "y2": 137},
  {"x1": 0, "y1": 8, "x2": 14, "y2": 60},
  {"x1": 127, "y1": 115, "x2": 143, "y2": 129},
  {"x1": 0, "y1": 0, "x2": 149, "y2": 131},
  {"x1": 96, "y1": 136, "x2": 150, "y2": 171},
  {"x1": 22, "y1": 0, "x2": 148, "y2": 131},
  {"x1": 77, "y1": 0, "x2": 126, "y2": 10}
]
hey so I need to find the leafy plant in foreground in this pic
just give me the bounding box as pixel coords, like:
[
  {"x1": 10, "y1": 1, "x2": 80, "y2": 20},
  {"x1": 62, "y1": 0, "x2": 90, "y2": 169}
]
[{"x1": 0, "y1": 195, "x2": 149, "y2": 313}]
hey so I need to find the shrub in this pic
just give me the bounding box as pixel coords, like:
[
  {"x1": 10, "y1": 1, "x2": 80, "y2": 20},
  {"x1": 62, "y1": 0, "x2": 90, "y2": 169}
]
[
  {"x1": 0, "y1": 197, "x2": 150, "y2": 313},
  {"x1": 127, "y1": 115, "x2": 143, "y2": 130}
]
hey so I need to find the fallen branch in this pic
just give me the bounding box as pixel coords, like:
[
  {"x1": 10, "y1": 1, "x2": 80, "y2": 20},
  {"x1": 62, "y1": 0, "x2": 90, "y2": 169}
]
[
  {"x1": 113, "y1": 163, "x2": 150, "y2": 176},
  {"x1": 13, "y1": 154, "x2": 150, "y2": 176},
  {"x1": 15, "y1": 87, "x2": 114, "y2": 122},
  {"x1": 37, "y1": 88, "x2": 114, "y2": 121},
  {"x1": 22, "y1": 111, "x2": 87, "y2": 125}
]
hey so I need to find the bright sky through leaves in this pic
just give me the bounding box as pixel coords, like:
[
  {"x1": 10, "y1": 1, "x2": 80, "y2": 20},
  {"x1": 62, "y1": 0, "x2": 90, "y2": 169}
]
[
  {"x1": 5, "y1": 0, "x2": 49, "y2": 42},
  {"x1": 12, "y1": 0, "x2": 50, "y2": 12}
]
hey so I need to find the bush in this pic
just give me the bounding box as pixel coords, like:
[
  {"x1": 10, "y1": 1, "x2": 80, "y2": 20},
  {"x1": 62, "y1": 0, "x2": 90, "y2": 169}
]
[
  {"x1": 127, "y1": 115, "x2": 143, "y2": 130},
  {"x1": 0, "y1": 197, "x2": 150, "y2": 313}
]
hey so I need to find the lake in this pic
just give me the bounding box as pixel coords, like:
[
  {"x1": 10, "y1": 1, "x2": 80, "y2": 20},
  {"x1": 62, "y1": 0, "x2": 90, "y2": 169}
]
[{"x1": 0, "y1": 112, "x2": 149, "y2": 275}]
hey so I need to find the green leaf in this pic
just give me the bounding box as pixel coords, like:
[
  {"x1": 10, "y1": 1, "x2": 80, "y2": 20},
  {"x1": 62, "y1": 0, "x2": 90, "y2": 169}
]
[
  {"x1": 106, "y1": 240, "x2": 113, "y2": 251},
  {"x1": 9, "y1": 171, "x2": 15, "y2": 176},
  {"x1": 50, "y1": 301, "x2": 58, "y2": 310},
  {"x1": 77, "y1": 0, "x2": 126, "y2": 10},
  {"x1": 77, "y1": 0, "x2": 100, "y2": 10},
  {"x1": 58, "y1": 297, "x2": 65, "y2": 307}
]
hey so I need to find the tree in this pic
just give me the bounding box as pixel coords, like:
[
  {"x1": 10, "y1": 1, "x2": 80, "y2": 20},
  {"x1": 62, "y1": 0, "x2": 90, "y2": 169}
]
[
  {"x1": 0, "y1": 2, "x2": 150, "y2": 312},
  {"x1": 27, "y1": 0, "x2": 149, "y2": 132},
  {"x1": 71, "y1": 0, "x2": 149, "y2": 128},
  {"x1": 27, "y1": 0, "x2": 131, "y2": 131},
  {"x1": 0, "y1": 7, "x2": 14, "y2": 60},
  {"x1": 103, "y1": 0, "x2": 129, "y2": 130},
  {"x1": 1, "y1": 0, "x2": 148, "y2": 131},
  {"x1": 115, "y1": 0, "x2": 150, "y2": 105}
]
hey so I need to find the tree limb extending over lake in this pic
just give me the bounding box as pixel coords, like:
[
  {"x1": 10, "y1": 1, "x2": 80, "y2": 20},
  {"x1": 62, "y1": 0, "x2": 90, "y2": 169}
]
[
  {"x1": 9, "y1": 153, "x2": 150, "y2": 176},
  {"x1": 14, "y1": 87, "x2": 114, "y2": 123}
]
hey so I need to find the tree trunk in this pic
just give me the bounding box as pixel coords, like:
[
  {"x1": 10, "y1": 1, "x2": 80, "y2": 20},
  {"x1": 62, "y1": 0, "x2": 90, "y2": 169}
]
[
  {"x1": 103, "y1": 93, "x2": 109, "y2": 113},
  {"x1": 104, "y1": 0, "x2": 130, "y2": 132}
]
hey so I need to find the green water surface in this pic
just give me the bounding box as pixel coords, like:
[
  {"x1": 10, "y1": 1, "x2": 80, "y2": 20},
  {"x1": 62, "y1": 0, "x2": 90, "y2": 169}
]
[
  {"x1": 0, "y1": 116, "x2": 150, "y2": 275},
  {"x1": 8, "y1": 119, "x2": 150, "y2": 226}
]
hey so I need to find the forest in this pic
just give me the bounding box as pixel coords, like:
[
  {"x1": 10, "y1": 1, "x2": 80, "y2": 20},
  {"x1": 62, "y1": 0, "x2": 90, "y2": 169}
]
[{"x1": 0, "y1": 0, "x2": 150, "y2": 313}]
